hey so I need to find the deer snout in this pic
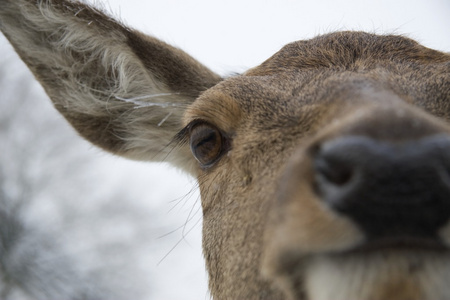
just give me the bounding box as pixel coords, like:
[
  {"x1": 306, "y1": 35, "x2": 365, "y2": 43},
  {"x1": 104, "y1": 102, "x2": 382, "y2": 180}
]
[
  {"x1": 313, "y1": 135, "x2": 450, "y2": 242},
  {"x1": 263, "y1": 119, "x2": 450, "y2": 300}
]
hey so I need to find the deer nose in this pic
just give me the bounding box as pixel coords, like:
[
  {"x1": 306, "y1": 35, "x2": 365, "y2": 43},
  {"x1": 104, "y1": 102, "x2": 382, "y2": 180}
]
[{"x1": 314, "y1": 135, "x2": 450, "y2": 239}]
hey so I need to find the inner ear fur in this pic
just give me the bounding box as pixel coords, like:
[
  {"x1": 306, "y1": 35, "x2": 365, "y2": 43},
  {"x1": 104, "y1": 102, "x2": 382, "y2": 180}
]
[{"x1": 0, "y1": 0, "x2": 221, "y2": 172}]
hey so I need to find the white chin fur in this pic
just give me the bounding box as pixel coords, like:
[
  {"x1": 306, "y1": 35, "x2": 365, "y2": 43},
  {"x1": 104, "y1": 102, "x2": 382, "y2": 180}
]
[{"x1": 305, "y1": 250, "x2": 450, "y2": 300}]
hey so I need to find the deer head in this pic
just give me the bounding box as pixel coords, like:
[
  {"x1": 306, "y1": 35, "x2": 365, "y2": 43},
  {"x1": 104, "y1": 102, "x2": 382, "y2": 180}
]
[{"x1": 1, "y1": 1, "x2": 450, "y2": 299}]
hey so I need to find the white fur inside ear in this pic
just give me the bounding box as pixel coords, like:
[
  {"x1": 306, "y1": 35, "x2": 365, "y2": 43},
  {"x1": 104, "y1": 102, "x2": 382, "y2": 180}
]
[
  {"x1": 22, "y1": 1, "x2": 173, "y2": 111},
  {"x1": 0, "y1": 0, "x2": 199, "y2": 172},
  {"x1": 115, "y1": 94, "x2": 181, "y2": 108}
]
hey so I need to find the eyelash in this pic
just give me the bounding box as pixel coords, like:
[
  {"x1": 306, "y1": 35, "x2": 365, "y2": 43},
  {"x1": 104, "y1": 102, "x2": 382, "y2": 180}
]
[{"x1": 173, "y1": 120, "x2": 231, "y2": 168}]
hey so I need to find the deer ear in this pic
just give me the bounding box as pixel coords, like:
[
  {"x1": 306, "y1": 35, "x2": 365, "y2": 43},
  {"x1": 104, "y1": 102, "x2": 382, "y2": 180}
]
[{"x1": 0, "y1": 0, "x2": 221, "y2": 173}]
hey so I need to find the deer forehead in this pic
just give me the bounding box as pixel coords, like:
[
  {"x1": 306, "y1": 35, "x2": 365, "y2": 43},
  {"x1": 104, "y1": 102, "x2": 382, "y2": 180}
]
[
  {"x1": 185, "y1": 75, "x2": 418, "y2": 145},
  {"x1": 185, "y1": 32, "x2": 449, "y2": 141}
]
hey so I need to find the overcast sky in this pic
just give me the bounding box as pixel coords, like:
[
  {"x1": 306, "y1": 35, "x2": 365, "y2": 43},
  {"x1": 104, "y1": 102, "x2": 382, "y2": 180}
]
[{"x1": 102, "y1": 0, "x2": 450, "y2": 75}]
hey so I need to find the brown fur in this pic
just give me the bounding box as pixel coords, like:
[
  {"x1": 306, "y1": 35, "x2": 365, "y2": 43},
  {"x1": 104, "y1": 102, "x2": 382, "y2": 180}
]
[{"x1": 1, "y1": 1, "x2": 450, "y2": 299}]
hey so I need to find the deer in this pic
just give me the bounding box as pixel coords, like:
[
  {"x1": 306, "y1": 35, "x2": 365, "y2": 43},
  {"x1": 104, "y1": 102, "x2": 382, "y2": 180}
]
[{"x1": 1, "y1": 0, "x2": 450, "y2": 299}]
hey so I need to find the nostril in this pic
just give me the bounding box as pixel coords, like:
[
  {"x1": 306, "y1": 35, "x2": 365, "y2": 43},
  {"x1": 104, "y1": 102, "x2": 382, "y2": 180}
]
[
  {"x1": 314, "y1": 155, "x2": 354, "y2": 187},
  {"x1": 312, "y1": 140, "x2": 364, "y2": 203}
]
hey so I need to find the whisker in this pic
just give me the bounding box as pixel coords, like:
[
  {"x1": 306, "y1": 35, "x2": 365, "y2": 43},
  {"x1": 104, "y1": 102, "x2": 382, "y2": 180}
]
[
  {"x1": 168, "y1": 183, "x2": 199, "y2": 213},
  {"x1": 182, "y1": 199, "x2": 202, "y2": 238},
  {"x1": 157, "y1": 238, "x2": 184, "y2": 266},
  {"x1": 157, "y1": 214, "x2": 202, "y2": 266},
  {"x1": 157, "y1": 223, "x2": 188, "y2": 239},
  {"x1": 158, "y1": 187, "x2": 202, "y2": 264}
]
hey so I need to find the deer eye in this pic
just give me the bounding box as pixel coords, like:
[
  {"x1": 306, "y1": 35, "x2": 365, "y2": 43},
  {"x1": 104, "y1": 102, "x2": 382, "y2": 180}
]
[{"x1": 189, "y1": 122, "x2": 227, "y2": 168}]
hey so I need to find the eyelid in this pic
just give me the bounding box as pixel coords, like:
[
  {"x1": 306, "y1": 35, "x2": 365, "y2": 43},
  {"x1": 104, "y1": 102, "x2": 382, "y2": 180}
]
[
  {"x1": 172, "y1": 119, "x2": 209, "y2": 146},
  {"x1": 172, "y1": 119, "x2": 232, "y2": 167}
]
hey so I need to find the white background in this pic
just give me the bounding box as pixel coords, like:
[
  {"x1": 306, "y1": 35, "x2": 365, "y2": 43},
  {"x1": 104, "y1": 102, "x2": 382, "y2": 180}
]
[{"x1": 0, "y1": 0, "x2": 449, "y2": 299}]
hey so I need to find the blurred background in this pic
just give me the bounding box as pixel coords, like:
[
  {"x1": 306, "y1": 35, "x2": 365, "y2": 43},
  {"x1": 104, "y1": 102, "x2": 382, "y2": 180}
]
[{"x1": 0, "y1": 0, "x2": 449, "y2": 299}]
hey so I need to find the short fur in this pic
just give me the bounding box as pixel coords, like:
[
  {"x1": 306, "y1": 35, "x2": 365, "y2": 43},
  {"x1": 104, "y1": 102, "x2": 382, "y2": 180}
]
[{"x1": 1, "y1": 1, "x2": 450, "y2": 299}]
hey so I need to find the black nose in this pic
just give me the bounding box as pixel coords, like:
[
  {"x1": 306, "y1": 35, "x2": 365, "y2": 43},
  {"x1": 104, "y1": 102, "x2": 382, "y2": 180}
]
[{"x1": 314, "y1": 135, "x2": 450, "y2": 239}]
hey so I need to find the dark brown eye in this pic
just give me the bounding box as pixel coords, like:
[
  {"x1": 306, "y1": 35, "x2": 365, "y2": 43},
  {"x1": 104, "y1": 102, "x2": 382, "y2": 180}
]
[{"x1": 189, "y1": 122, "x2": 226, "y2": 167}]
